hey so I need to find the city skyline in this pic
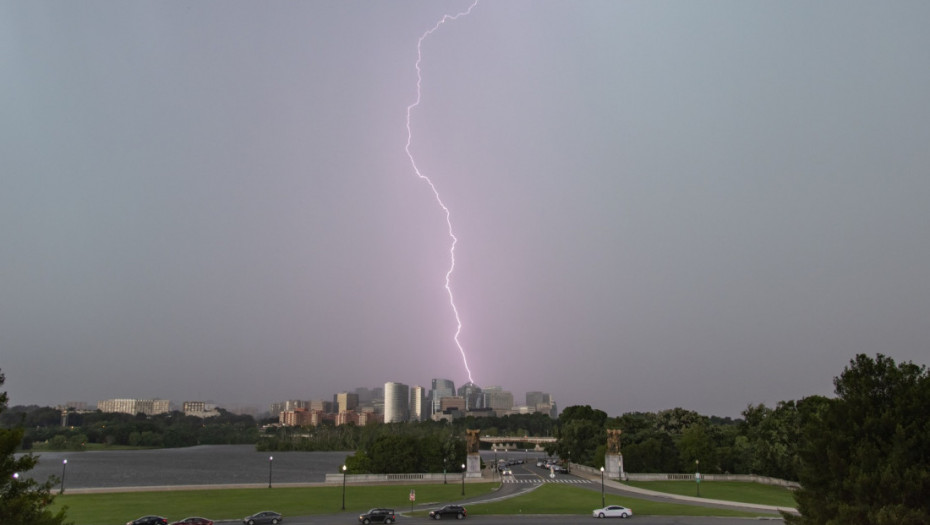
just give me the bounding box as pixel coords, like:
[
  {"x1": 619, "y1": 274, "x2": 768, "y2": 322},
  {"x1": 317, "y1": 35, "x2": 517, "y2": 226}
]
[
  {"x1": 54, "y1": 377, "x2": 558, "y2": 419},
  {"x1": 3, "y1": 2, "x2": 929, "y2": 419}
]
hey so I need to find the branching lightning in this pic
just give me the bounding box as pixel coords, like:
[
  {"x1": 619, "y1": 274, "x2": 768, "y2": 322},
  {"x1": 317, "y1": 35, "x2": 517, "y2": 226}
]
[{"x1": 404, "y1": 0, "x2": 479, "y2": 385}]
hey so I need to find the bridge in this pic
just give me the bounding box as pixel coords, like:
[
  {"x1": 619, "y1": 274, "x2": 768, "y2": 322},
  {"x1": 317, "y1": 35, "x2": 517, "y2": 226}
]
[{"x1": 479, "y1": 435, "x2": 556, "y2": 451}]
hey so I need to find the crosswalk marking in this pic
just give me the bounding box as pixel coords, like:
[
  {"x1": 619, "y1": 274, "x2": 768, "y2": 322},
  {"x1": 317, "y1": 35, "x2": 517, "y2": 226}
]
[{"x1": 502, "y1": 478, "x2": 592, "y2": 484}]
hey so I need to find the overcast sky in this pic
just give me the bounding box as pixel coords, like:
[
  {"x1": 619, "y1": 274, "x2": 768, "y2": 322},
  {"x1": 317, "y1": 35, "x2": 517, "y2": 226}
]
[{"x1": 2, "y1": 1, "x2": 928, "y2": 418}]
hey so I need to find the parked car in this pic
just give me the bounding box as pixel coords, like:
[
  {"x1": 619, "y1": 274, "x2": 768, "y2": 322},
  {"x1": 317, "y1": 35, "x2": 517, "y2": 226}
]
[
  {"x1": 358, "y1": 508, "x2": 396, "y2": 524},
  {"x1": 429, "y1": 505, "x2": 467, "y2": 520},
  {"x1": 592, "y1": 505, "x2": 633, "y2": 519},
  {"x1": 126, "y1": 516, "x2": 168, "y2": 525},
  {"x1": 171, "y1": 518, "x2": 213, "y2": 525},
  {"x1": 242, "y1": 511, "x2": 282, "y2": 525}
]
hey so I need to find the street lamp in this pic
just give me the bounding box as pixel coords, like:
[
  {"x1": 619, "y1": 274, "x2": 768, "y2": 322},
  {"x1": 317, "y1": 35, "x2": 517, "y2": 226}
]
[
  {"x1": 341, "y1": 465, "x2": 347, "y2": 510},
  {"x1": 695, "y1": 459, "x2": 700, "y2": 497},
  {"x1": 443, "y1": 458, "x2": 447, "y2": 484},
  {"x1": 60, "y1": 459, "x2": 68, "y2": 495},
  {"x1": 461, "y1": 463, "x2": 466, "y2": 496},
  {"x1": 600, "y1": 466, "x2": 605, "y2": 507},
  {"x1": 268, "y1": 456, "x2": 274, "y2": 488}
]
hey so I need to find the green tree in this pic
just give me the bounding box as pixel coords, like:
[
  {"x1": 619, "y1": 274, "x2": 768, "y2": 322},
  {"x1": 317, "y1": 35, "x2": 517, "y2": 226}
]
[
  {"x1": 677, "y1": 422, "x2": 715, "y2": 472},
  {"x1": 739, "y1": 401, "x2": 804, "y2": 480},
  {"x1": 786, "y1": 354, "x2": 930, "y2": 525},
  {"x1": 623, "y1": 434, "x2": 679, "y2": 472},
  {"x1": 553, "y1": 405, "x2": 607, "y2": 465},
  {"x1": 0, "y1": 369, "x2": 72, "y2": 525}
]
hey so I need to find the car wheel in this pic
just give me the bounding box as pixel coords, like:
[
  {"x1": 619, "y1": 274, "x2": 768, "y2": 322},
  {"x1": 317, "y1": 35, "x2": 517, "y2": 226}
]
[
  {"x1": 248, "y1": 521, "x2": 255, "y2": 525},
  {"x1": 620, "y1": 513, "x2": 629, "y2": 518},
  {"x1": 385, "y1": 520, "x2": 393, "y2": 524},
  {"x1": 598, "y1": 513, "x2": 605, "y2": 518},
  {"x1": 363, "y1": 520, "x2": 370, "y2": 525},
  {"x1": 272, "y1": 520, "x2": 279, "y2": 525},
  {"x1": 436, "y1": 515, "x2": 441, "y2": 520},
  {"x1": 457, "y1": 513, "x2": 464, "y2": 519}
]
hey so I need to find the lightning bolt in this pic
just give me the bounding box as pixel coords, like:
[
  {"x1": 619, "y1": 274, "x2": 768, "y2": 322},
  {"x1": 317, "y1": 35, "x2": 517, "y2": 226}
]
[{"x1": 405, "y1": 0, "x2": 479, "y2": 385}]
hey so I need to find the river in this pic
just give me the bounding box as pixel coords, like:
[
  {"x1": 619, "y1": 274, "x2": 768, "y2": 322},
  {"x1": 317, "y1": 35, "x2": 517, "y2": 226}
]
[{"x1": 18, "y1": 445, "x2": 350, "y2": 489}]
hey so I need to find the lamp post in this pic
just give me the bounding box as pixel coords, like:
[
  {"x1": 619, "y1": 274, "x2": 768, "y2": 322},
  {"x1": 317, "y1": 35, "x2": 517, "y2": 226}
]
[
  {"x1": 60, "y1": 459, "x2": 67, "y2": 494},
  {"x1": 695, "y1": 459, "x2": 700, "y2": 497},
  {"x1": 341, "y1": 465, "x2": 347, "y2": 510},
  {"x1": 461, "y1": 463, "x2": 466, "y2": 496},
  {"x1": 600, "y1": 466, "x2": 605, "y2": 507},
  {"x1": 443, "y1": 458, "x2": 447, "y2": 484},
  {"x1": 268, "y1": 456, "x2": 273, "y2": 488}
]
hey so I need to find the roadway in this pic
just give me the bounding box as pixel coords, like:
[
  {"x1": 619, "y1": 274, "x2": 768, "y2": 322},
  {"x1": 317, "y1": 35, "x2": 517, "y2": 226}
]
[
  {"x1": 170, "y1": 461, "x2": 786, "y2": 525},
  {"x1": 484, "y1": 458, "x2": 789, "y2": 517}
]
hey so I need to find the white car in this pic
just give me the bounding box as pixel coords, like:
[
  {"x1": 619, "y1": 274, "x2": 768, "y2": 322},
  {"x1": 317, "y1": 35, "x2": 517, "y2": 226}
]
[{"x1": 592, "y1": 505, "x2": 633, "y2": 519}]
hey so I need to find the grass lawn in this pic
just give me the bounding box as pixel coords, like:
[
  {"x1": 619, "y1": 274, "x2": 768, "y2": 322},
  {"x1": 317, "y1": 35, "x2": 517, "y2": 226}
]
[
  {"x1": 52, "y1": 484, "x2": 496, "y2": 525},
  {"x1": 463, "y1": 483, "x2": 765, "y2": 518},
  {"x1": 624, "y1": 480, "x2": 797, "y2": 508},
  {"x1": 52, "y1": 481, "x2": 783, "y2": 525}
]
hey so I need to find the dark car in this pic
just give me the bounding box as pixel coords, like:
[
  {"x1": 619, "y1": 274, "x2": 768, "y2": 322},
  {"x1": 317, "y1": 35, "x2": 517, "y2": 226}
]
[
  {"x1": 126, "y1": 517, "x2": 168, "y2": 525},
  {"x1": 429, "y1": 505, "x2": 467, "y2": 520},
  {"x1": 358, "y1": 508, "x2": 396, "y2": 524},
  {"x1": 171, "y1": 518, "x2": 213, "y2": 525},
  {"x1": 242, "y1": 511, "x2": 282, "y2": 525}
]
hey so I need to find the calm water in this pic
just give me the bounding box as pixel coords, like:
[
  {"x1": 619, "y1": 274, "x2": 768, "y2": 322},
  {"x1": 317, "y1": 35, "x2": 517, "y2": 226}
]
[{"x1": 20, "y1": 445, "x2": 350, "y2": 488}]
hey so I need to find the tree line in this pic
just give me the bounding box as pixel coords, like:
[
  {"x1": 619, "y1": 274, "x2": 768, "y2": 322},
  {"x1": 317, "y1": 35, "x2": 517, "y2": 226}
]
[
  {"x1": 2, "y1": 407, "x2": 260, "y2": 449},
  {"x1": 550, "y1": 400, "x2": 821, "y2": 481},
  {"x1": 551, "y1": 354, "x2": 930, "y2": 525}
]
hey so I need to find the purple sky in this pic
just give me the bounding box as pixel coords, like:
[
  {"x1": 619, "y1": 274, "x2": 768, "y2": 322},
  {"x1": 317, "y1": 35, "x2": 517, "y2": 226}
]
[{"x1": 2, "y1": 1, "x2": 929, "y2": 418}]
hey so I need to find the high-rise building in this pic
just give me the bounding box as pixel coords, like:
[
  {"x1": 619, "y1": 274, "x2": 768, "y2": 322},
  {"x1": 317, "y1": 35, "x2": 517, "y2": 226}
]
[
  {"x1": 335, "y1": 410, "x2": 359, "y2": 426},
  {"x1": 430, "y1": 378, "x2": 455, "y2": 415},
  {"x1": 280, "y1": 408, "x2": 312, "y2": 427},
  {"x1": 409, "y1": 385, "x2": 427, "y2": 422},
  {"x1": 97, "y1": 398, "x2": 170, "y2": 416},
  {"x1": 183, "y1": 401, "x2": 219, "y2": 418},
  {"x1": 457, "y1": 382, "x2": 483, "y2": 410},
  {"x1": 308, "y1": 399, "x2": 332, "y2": 413},
  {"x1": 439, "y1": 396, "x2": 466, "y2": 413},
  {"x1": 526, "y1": 391, "x2": 551, "y2": 407},
  {"x1": 483, "y1": 388, "x2": 514, "y2": 411},
  {"x1": 335, "y1": 392, "x2": 359, "y2": 413},
  {"x1": 384, "y1": 381, "x2": 410, "y2": 423}
]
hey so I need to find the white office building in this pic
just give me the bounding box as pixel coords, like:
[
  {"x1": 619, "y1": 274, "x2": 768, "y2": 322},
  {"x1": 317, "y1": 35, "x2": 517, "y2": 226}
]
[
  {"x1": 384, "y1": 381, "x2": 410, "y2": 423},
  {"x1": 409, "y1": 385, "x2": 427, "y2": 422}
]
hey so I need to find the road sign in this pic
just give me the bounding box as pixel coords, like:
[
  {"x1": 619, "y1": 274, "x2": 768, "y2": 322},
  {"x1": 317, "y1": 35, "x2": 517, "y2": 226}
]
[{"x1": 410, "y1": 489, "x2": 415, "y2": 501}]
